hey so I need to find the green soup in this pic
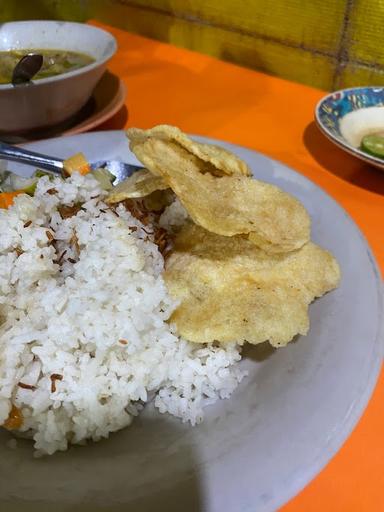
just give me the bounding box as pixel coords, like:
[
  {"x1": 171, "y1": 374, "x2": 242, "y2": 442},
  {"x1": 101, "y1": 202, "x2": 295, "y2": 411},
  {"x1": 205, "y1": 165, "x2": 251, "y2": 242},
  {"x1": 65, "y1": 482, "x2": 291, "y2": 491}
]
[{"x1": 0, "y1": 49, "x2": 95, "y2": 84}]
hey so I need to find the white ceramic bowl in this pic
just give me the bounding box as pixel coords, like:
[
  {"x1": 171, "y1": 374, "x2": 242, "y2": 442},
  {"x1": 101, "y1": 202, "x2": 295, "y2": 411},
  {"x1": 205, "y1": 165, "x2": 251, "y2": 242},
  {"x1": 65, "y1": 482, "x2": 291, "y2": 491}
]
[{"x1": 0, "y1": 21, "x2": 117, "y2": 133}]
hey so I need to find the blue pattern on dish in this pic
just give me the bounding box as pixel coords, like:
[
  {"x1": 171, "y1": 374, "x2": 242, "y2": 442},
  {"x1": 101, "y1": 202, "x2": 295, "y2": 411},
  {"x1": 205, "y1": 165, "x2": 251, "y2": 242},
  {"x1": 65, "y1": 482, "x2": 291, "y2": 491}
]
[{"x1": 317, "y1": 87, "x2": 384, "y2": 141}]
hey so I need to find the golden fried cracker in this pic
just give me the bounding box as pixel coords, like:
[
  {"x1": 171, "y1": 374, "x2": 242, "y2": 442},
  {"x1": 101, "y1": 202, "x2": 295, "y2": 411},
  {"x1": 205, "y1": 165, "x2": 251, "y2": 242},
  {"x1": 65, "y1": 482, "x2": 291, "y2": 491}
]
[
  {"x1": 106, "y1": 169, "x2": 168, "y2": 204},
  {"x1": 127, "y1": 136, "x2": 310, "y2": 253},
  {"x1": 165, "y1": 223, "x2": 340, "y2": 347},
  {"x1": 127, "y1": 125, "x2": 251, "y2": 177}
]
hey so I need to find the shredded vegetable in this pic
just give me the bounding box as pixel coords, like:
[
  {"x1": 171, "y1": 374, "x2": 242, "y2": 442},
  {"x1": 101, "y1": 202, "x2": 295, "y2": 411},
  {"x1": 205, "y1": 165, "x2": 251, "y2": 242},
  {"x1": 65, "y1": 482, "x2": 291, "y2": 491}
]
[
  {"x1": 0, "y1": 190, "x2": 25, "y2": 209},
  {"x1": 0, "y1": 155, "x2": 116, "y2": 207}
]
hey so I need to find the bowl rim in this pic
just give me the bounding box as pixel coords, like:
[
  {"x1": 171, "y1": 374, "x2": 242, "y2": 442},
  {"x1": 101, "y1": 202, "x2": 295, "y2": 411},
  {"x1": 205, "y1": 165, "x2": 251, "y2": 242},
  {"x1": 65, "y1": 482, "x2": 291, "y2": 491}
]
[
  {"x1": 0, "y1": 20, "x2": 117, "y2": 90},
  {"x1": 314, "y1": 85, "x2": 384, "y2": 168}
]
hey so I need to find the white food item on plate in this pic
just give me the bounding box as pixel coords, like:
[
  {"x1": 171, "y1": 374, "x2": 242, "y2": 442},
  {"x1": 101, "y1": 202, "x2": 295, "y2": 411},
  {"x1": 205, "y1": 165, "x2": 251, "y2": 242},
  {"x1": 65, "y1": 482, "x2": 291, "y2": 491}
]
[
  {"x1": 0, "y1": 173, "x2": 245, "y2": 455},
  {"x1": 339, "y1": 106, "x2": 384, "y2": 147}
]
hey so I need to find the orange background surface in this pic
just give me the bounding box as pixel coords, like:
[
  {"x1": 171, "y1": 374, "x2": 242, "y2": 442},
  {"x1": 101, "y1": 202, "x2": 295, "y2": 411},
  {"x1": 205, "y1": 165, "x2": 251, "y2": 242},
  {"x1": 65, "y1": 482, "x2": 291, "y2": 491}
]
[{"x1": 95, "y1": 21, "x2": 384, "y2": 511}]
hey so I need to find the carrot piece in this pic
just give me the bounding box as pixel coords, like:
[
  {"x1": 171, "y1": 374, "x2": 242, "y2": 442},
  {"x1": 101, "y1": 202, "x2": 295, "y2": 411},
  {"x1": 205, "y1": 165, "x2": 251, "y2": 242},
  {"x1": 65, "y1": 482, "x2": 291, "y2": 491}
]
[
  {"x1": 63, "y1": 152, "x2": 90, "y2": 176},
  {"x1": 0, "y1": 190, "x2": 25, "y2": 209}
]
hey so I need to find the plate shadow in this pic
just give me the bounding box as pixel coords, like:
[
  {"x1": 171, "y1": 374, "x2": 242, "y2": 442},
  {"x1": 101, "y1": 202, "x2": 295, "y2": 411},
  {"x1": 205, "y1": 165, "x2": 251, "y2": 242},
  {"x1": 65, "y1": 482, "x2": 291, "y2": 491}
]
[{"x1": 303, "y1": 122, "x2": 384, "y2": 196}]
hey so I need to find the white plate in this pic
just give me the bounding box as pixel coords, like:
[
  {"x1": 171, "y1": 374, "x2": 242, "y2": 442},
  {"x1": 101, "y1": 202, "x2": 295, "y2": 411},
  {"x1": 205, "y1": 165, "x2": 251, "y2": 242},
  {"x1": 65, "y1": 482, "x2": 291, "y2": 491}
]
[{"x1": 0, "y1": 131, "x2": 382, "y2": 512}]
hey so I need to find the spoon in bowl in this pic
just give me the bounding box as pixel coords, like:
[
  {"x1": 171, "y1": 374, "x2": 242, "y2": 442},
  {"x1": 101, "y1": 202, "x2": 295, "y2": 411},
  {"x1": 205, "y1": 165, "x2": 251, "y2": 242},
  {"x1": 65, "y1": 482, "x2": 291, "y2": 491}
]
[
  {"x1": 0, "y1": 140, "x2": 141, "y2": 184},
  {"x1": 12, "y1": 53, "x2": 44, "y2": 85}
]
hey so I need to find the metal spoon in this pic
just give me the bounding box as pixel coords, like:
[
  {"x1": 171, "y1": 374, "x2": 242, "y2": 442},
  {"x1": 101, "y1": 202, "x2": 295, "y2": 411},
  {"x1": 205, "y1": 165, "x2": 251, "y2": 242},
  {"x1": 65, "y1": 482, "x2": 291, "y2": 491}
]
[
  {"x1": 0, "y1": 141, "x2": 141, "y2": 184},
  {"x1": 12, "y1": 53, "x2": 44, "y2": 85}
]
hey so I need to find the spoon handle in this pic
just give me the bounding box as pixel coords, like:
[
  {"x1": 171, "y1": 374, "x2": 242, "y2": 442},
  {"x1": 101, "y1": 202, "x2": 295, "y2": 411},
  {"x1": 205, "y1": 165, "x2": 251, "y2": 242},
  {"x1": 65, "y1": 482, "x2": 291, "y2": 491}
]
[{"x1": 0, "y1": 141, "x2": 63, "y2": 173}]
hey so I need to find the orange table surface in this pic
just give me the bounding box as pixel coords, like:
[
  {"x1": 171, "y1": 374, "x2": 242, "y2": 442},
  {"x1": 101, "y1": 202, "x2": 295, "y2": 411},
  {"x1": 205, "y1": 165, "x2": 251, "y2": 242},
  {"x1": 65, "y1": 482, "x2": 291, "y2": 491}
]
[{"x1": 94, "y1": 21, "x2": 384, "y2": 511}]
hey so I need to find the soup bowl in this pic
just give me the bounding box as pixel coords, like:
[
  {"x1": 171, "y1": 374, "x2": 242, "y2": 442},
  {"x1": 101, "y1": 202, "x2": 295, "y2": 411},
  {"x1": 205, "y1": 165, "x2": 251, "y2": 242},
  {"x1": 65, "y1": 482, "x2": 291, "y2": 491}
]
[{"x1": 0, "y1": 21, "x2": 117, "y2": 134}]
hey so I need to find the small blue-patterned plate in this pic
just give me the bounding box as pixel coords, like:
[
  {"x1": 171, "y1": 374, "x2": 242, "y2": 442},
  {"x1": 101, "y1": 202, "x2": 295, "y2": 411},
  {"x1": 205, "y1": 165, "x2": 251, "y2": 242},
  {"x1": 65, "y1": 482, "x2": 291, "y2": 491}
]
[{"x1": 315, "y1": 86, "x2": 384, "y2": 170}]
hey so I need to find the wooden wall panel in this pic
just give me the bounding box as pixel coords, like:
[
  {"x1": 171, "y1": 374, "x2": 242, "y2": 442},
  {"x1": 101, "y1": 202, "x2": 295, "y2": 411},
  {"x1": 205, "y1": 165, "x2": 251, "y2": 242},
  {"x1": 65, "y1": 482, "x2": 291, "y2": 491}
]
[
  {"x1": 347, "y1": 0, "x2": 384, "y2": 64},
  {"x1": 0, "y1": 0, "x2": 87, "y2": 22},
  {"x1": 335, "y1": 64, "x2": 384, "y2": 90},
  {"x1": 91, "y1": 0, "x2": 336, "y2": 89},
  {"x1": 107, "y1": 0, "x2": 346, "y2": 53}
]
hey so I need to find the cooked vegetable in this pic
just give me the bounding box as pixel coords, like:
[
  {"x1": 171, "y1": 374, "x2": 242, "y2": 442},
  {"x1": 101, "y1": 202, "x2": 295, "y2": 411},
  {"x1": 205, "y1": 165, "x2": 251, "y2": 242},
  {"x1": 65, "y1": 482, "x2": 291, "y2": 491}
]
[
  {"x1": 34, "y1": 169, "x2": 55, "y2": 179},
  {"x1": 106, "y1": 168, "x2": 168, "y2": 203},
  {"x1": 0, "y1": 154, "x2": 99, "y2": 201},
  {"x1": 9, "y1": 174, "x2": 37, "y2": 194},
  {"x1": 0, "y1": 190, "x2": 25, "y2": 208},
  {"x1": 0, "y1": 169, "x2": 10, "y2": 192},
  {"x1": 361, "y1": 134, "x2": 384, "y2": 158},
  {"x1": 0, "y1": 169, "x2": 37, "y2": 194},
  {"x1": 91, "y1": 167, "x2": 115, "y2": 191},
  {"x1": 63, "y1": 153, "x2": 90, "y2": 176},
  {"x1": 0, "y1": 49, "x2": 94, "y2": 85}
]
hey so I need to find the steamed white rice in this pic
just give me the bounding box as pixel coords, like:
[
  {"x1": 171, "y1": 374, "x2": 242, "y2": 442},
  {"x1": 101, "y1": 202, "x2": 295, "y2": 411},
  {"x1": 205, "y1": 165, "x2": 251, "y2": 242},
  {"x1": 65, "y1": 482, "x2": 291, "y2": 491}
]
[{"x1": 0, "y1": 173, "x2": 246, "y2": 455}]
